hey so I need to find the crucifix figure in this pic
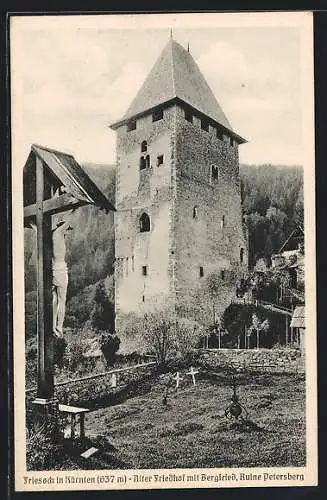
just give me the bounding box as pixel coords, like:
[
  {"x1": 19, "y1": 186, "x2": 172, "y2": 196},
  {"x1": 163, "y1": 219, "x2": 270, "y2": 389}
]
[
  {"x1": 52, "y1": 206, "x2": 75, "y2": 339},
  {"x1": 23, "y1": 144, "x2": 115, "y2": 436}
]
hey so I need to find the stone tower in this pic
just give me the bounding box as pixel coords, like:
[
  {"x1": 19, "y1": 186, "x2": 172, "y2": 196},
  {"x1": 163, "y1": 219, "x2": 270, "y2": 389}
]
[{"x1": 110, "y1": 39, "x2": 248, "y2": 331}]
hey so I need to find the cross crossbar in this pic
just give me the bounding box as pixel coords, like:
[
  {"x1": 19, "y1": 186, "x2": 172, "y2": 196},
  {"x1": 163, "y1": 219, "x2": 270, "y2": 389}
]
[{"x1": 24, "y1": 193, "x2": 87, "y2": 221}]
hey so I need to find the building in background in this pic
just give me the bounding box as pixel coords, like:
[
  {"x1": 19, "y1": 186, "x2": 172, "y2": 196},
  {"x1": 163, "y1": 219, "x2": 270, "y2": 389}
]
[
  {"x1": 110, "y1": 38, "x2": 248, "y2": 330},
  {"x1": 271, "y1": 225, "x2": 304, "y2": 290}
]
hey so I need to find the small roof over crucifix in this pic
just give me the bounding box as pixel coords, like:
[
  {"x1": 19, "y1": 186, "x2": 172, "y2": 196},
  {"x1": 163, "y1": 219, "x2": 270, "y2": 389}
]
[{"x1": 23, "y1": 144, "x2": 115, "y2": 224}]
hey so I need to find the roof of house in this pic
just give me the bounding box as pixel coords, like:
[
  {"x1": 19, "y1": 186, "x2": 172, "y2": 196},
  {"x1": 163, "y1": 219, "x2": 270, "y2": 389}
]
[
  {"x1": 24, "y1": 144, "x2": 115, "y2": 212},
  {"x1": 110, "y1": 39, "x2": 246, "y2": 142},
  {"x1": 279, "y1": 226, "x2": 304, "y2": 253},
  {"x1": 290, "y1": 306, "x2": 305, "y2": 328}
]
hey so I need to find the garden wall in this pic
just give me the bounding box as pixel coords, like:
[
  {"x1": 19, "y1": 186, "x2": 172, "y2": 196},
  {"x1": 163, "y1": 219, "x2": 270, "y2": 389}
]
[
  {"x1": 26, "y1": 362, "x2": 157, "y2": 411},
  {"x1": 196, "y1": 347, "x2": 304, "y2": 374}
]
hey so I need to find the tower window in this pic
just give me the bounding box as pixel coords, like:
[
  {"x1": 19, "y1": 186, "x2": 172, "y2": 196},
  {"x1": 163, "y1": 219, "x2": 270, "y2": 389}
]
[
  {"x1": 142, "y1": 266, "x2": 148, "y2": 276},
  {"x1": 193, "y1": 206, "x2": 199, "y2": 219},
  {"x1": 157, "y1": 154, "x2": 164, "y2": 166},
  {"x1": 141, "y1": 141, "x2": 147, "y2": 152},
  {"x1": 220, "y1": 269, "x2": 225, "y2": 280},
  {"x1": 216, "y1": 128, "x2": 223, "y2": 140},
  {"x1": 139, "y1": 212, "x2": 150, "y2": 232},
  {"x1": 127, "y1": 120, "x2": 136, "y2": 131},
  {"x1": 140, "y1": 155, "x2": 150, "y2": 170},
  {"x1": 140, "y1": 156, "x2": 146, "y2": 170},
  {"x1": 152, "y1": 108, "x2": 163, "y2": 122},
  {"x1": 201, "y1": 119, "x2": 209, "y2": 132},
  {"x1": 240, "y1": 247, "x2": 245, "y2": 264},
  {"x1": 199, "y1": 266, "x2": 204, "y2": 278},
  {"x1": 221, "y1": 215, "x2": 225, "y2": 229},
  {"x1": 185, "y1": 109, "x2": 193, "y2": 123},
  {"x1": 230, "y1": 137, "x2": 234, "y2": 147},
  {"x1": 211, "y1": 164, "x2": 219, "y2": 182}
]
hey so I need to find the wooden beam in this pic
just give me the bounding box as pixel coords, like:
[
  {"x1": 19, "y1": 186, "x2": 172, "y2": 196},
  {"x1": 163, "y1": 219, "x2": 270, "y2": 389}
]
[
  {"x1": 36, "y1": 156, "x2": 54, "y2": 399},
  {"x1": 24, "y1": 193, "x2": 86, "y2": 220}
]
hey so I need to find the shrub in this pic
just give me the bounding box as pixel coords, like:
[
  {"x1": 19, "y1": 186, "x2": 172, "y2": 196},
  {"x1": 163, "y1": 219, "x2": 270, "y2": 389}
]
[
  {"x1": 26, "y1": 424, "x2": 62, "y2": 470},
  {"x1": 142, "y1": 310, "x2": 203, "y2": 367},
  {"x1": 64, "y1": 340, "x2": 86, "y2": 372},
  {"x1": 91, "y1": 280, "x2": 115, "y2": 332},
  {"x1": 53, "y1": 337, "x2": 67, "y2": 367},
  {"x1": 100, "y1": 333, "x2": 120, "y2": 366}
]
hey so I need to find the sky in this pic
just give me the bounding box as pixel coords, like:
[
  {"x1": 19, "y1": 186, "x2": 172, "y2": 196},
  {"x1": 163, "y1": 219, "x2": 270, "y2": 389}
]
[{"x1": 11, "y1": 13, "x2": 312, "y2": 169}]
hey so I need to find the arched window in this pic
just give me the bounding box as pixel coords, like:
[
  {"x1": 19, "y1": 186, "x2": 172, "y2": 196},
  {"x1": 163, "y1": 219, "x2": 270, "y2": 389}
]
[
  {"x1": 145, "y1": 155, "x2": 151, "y2": 169},
  {"x1": 140, "y1": 156, "x2": 146, "y2": 170},
  {"x1": 139, "y1": 212, "x2": 150, "y2": 232},
  {"x1": 193, "y1": 206, "x2": 199, "y2": 219},
  {"x1": 141, "y1": 141, "x2": 147, "y2": 152},
  {"x1": 221, "y1": 215, "x2": 225, "y2": 229},
  {"x1": 211, "y1": 164, "x2": 219, "y2": 182},
  {"x1": 240, "y1": 247, "x2": 244, "y2": 264}
]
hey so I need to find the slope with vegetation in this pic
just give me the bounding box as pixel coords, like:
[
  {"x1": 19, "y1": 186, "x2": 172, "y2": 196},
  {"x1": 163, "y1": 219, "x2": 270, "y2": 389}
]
[{"x1": 24, "y1": 163, "x2": 303, "y2": 339}]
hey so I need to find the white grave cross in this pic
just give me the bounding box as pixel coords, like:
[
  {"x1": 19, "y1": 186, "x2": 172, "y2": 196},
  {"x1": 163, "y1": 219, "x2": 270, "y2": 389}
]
[
  {"x1": 186, "y1": 366, "x2": 199, "y2": 385},
  {"x1": 110, "y1": 373, "x2": 117, "y2": 388},
  {"x1": 173, "y1": 371, "x2": 183, "y2": 389}
]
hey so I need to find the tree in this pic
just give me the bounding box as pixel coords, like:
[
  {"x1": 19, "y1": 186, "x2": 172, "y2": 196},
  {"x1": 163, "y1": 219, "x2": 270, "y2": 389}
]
[
  {"x1": 248, "y1": 314, "x2": 270, "y2": 349},
  {"x1": 142, "y1": 310, "x2": 202, "y2": 367},
  {"x1": 100, "y1": 333, "x2": 120, "y2": 366},
  {"x1": 90, "y1": 280, "x2": 115, "y2": 332}
]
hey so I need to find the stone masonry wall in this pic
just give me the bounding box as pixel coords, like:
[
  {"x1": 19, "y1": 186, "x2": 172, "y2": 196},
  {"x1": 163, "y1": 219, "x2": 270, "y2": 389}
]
[
  {"x1": 173, "y1": 105, "x2": 248, "y2": 324},
  {"x1": 197, "y1": 348, "x2": 304, "y2": 374},
  {"x1": 115, "y1": 106, "x2": 177, "y2": 324},
  {"x1": 114, "y1": 102, "x2": 248, "y2": 332}
]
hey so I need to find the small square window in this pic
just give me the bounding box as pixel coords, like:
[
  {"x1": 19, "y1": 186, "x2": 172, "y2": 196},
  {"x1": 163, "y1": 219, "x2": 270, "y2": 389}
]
[
  {"x1": 185, "y1": 109, "x2": 193, "y2": 123},
  {"x1": 211, "y1": 165, "x2": 219, "y2": 182},
  {"x1": 199, "y1": 266, "x2": 204, "y2": 278},
  {"x1": 152, "y1": 108, "x2": 163, "y2": 122},
  {"x1": 142, "y1": 266, "x2": 148, "y2": 276},
  {"x1": 157, "y1": 155, "x2": 164, "y2": 166},
  {"x1": 127, "y1": 120, "x2": 136, "y2": 131},
  {"x1": 201, "y1": 119, "x2": 209, "y2": 132}
]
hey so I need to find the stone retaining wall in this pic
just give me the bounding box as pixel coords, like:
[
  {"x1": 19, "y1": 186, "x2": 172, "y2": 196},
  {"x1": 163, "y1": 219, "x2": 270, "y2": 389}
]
[
  {"x1": 26, "y1": 362, "x2": 156, "y2": 410},
  {"x1": 196, "y1": 348, "x2": 304, "y2": 374}
]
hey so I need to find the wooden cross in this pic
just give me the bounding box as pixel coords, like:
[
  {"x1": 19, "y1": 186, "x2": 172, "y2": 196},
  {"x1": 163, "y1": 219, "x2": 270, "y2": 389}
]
[
  {"x1": 186, "y1": 366, "x2": 199, "y2": 385},
  {"x1": 23, "y1": 145, "x2": 114, "y2": 436},
  {"x1": 172, "y1": 371, "x2": 183, "y2": 389}
]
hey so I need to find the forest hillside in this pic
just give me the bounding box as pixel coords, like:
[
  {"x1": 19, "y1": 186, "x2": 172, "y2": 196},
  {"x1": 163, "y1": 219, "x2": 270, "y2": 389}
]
[{"x1": 24, "y1": 163, "x2": 303, "y2": 336}]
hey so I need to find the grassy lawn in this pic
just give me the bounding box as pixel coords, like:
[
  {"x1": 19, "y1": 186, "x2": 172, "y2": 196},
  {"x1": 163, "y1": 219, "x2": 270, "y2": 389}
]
[{"x1": 81, "y1": 371, "x2": 305, "y2": 469}]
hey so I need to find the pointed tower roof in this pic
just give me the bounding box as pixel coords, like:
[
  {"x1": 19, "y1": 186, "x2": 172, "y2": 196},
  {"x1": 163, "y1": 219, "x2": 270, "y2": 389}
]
[{"x1": 110, "y1": 39, "x2": 245, "y2": 142}]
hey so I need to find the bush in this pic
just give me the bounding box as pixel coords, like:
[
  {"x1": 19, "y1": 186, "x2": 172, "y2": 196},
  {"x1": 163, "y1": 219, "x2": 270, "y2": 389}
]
[
  {"x1": 26, "y1": 424, "x2": 63, "y2": 470},
  {"x1": 64, "y1": 340, "x2": 86, "y2": 372},
  {"x1": 142, "y1": 310, "x2": 203, "y2": 367},
  {"x1": 54, "y1": 337, "x2": 67, "y2": 367},
  {"x1": 91, "y1": 280, "x2": 115, "y2": 332},
  {"x1": 100, "y1": 333, "x2": 120, "y2": 366}
]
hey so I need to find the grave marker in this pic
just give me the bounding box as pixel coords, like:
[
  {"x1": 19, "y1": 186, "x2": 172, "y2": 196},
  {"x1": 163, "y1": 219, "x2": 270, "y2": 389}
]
[
  {"x1": 81, "y1": 447, "x2": 99, "y2": 459},
  {"x1": 110, "y1": 373, "x2": 117, "y2": 388},
  {"x1": 172, "y1": 371, "x2": 183, "y2": 389},
  {"x1": 186, "y1": 366, "x2": 199, "y2": 385}
]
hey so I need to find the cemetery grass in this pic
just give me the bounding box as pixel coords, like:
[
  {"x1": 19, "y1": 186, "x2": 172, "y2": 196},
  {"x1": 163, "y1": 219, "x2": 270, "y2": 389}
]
[{"x1": 81, "y1": 372, "x2": 305, "y2": 469}]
